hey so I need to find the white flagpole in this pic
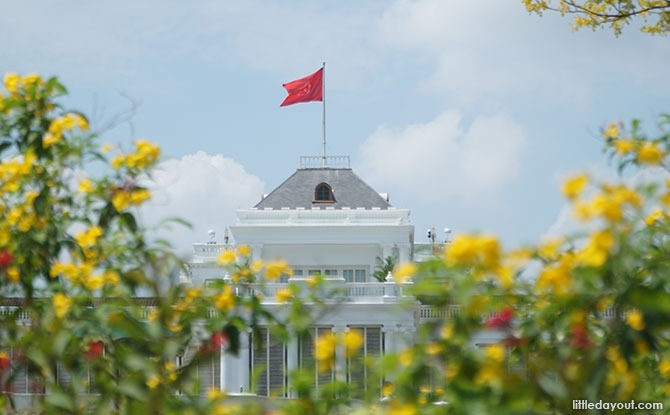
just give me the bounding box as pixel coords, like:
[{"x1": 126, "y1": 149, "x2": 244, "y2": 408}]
[{"x1": 322, "y1": 61, "x2": 327, "y2": 167}]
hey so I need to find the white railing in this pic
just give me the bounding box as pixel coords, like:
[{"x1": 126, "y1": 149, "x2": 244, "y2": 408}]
[
  {"x1": 419, "y1": 305, "x2": 462, "y2": 321},
  {"x1": 300, "y1": 155, "x2": 350, "y2": 169},
  {"x1": 193, "y1": 243, "x2": 229, "y2": 256},
  {"x1": 346, "y1": 284, "x2": 386, "y2": 298},
  {"x1": 418, "y1": 305, "x2": 634, "y2": 322},
  {"x1": 0, "y1": 307, "x2": 32, "y2": 321},
  {"x1": 229, "y1": 282, "x2": 414, "y2": 303}
]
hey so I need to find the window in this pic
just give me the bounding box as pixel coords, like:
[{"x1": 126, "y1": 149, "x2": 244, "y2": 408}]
[
  {"x1": 347, "y1": 326, "x2": 383, "y2": 399},
  {"x1": 323, "y1": 269, "x2": 338, "y2": 277},
  {"x1": 181, "y1": 345, "x2": 221, "y2": 396},
  {"x1": 2, "y1": 347, "x2": 45, "y2": 394},
  {"x1": 294, "y1": 267, "x2": 366, "y2": 282},
  {"x1": 251, "y1": 328, "x2": 287, "y2": 397},
  {"x1": 343, "y1": 269, "x2": 366, "y2": 283},
  {"x1": 314, "y1": 183, "x2": 334, "y2": 202},
  {"x1": 299, "y1": 327, "x2": 334, "y2": 390}
]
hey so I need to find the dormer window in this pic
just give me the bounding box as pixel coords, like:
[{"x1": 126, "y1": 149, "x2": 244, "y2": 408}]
[{"x1": 314, "y1": 182, "x2": 334, "y2": 203}]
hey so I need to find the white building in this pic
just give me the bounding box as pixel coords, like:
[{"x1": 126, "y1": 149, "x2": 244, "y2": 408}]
[{"x1": 183, "y1": 156, "x2": 422, "y2": 398}]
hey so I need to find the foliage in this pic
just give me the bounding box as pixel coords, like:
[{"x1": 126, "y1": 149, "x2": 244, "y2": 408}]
[
  {"x1": 0, "y1": 73, "x2": 330, "y2": 414},
  {"x1": 2, "y1": 69, "x2": 670, "y2": 415},
  {"x1": 522, "y1": 0, "x2": 670, "y2": 35},
  {"x1": 379, "y1": 116, "x2": 670, "y2": 414},
  {"x1": 373, "y1": 255, "x2": 397, "y2": 282}
]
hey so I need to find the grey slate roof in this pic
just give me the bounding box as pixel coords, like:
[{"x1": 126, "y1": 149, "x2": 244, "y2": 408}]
[{"x1": 254, "y1": 168, "x2": 392, "y2": 210}]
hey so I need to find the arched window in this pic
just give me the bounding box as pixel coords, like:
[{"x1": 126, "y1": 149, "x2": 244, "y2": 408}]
[{"x1": 314, "y1": 182, "x2": 334, "y2": 202}]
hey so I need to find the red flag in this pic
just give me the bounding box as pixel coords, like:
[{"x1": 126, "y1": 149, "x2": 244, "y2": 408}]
[{"x1": 280, "y1": 68, "x2": 323, "y2": 107}]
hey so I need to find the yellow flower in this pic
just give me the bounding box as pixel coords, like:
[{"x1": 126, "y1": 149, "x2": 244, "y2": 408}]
[
  {"x1": 42, "y1": 132, "x2": 60, "y2": 147},
  {"x1": 494, "y1": 265, "x2": 514, "y2": 289},
  {"x1": 343, "y1": 330, "x2": 364, "y2": 358},
  {"x1": 207, "y1": 387, "x2": 227, "y2": 401},
  {"x1": 474, "y1": 363, "x2": 503, "y2": 386},
  {"x1": 265, "y1": 259, "x2": 291, "y2": 281},
  {"x1": 78, "y1": 178, "x2": 94, "y2": 194},
  {"x1": 613, "y1": 139, "x2": 635, "y2": 155},
  {"x1": 251, "y1": 260, "x2": 264, "y2": 274},
  {"x1": 440, "y1": 322, "x2": 454, "y2": 340},
  {"x1": 146, "y1": 374, "x2": 160, "y2": 389},
  {"x1": 399, "y1": 349, "x2": 414, "y2": 367},
  {"x1": 626, "y1": 310, "x2": 645, "y2": 331},
  {"x1": 537, "y1": 238, "x2": 563, "y2": 260},
  {"x1": 214, "y1": 285, "x2": 235, "y2": 312},
  {"x1": 388, "y1": 402, "x2": 417, "y2": 415},
  {"x1": 382, "y1": 381, "x2": 395, "y2": 397},
  {"x1": 536, "y1": 264, "x2": 571, "y2": 294},
  {"x1": 6, "y1": 267, "x2": 20, "y2": 283},
  {"x1": 661, "y1": 193, "x2": 670, "y2": 208},
  {"x1": 111, "y1": 155, "x2": 125, "y2": 169},
  {"x1": 576, "y1": 229, "x2": 615, "y2": 267},
  {"x1": 645, "y1": 208, "x2": 663, "y2": 226},
  {"x1": 111, "y1": 190, "x2": 131, "y2": 211},
  {"x1": 21, "y1": 73, "x2": 43, "y2": 87},
  {"x1": 84, "y1": 275, "x2": 105, "y2": 291},
  {"x1": 561, "y1": 173, "x2": 588, "y2": 200},
  {"x1": 147, "y1": 309, "x2": 160, "y2": 322},
  {"x1": 637, "y1": 142, "x2": 664, "y2": 165},
  {"x1": 116, "y1": 140, "x2": 161, "y2": 170},
  {"x1": 217, "y1": 250, "x2": 236, "y2": 266},
  {"x1": 314, "y1": 332, "x2": 336, "y2": 371},
  {"x1": 445, "y1": 362, "x2": 459, "y2": 379},
  {"x1": 75, "y1": 226, "x2": 103, "y2": 247},
  {"x1": 130, "y1": 188, "x2": 151, "y2": 205},
  {"x1": 275, "y1": 288, "x2": 293, "y2": 303},
  {"x1": 603, "y1": 122, "x2": 619, "y2": 139},
  {"x1": 425, "y1": 342, "x2": 442, "y2": 356},
  {"x1": 3, "y1": 73, "x2": 20, "y2": 94},
  {"x1": 485, "y1": 344, "x2": 506, "y2": 363},
  {"x1": 236, "y1": 244, "x2": 251, "y2": 257},
  {"x1": 53, "y1": 293, "x2": 72, "y2": 319},
  {"x1": 445, "y1": 233, "x2": 501, "y2": 270},
  {"x1": 393, "y1": 262, "x2": 417, "y2": 282},
  {"x1": 659, "y1": 359, "x2": 670, "y2": 377}
]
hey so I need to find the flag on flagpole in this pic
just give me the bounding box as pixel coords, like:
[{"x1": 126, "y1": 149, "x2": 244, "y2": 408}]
[{"x1": 280, "y1": 67, "x2": 323, "y2": 107}]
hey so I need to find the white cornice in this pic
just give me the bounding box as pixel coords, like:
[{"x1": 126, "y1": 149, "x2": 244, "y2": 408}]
[{"x1": 235, "y1": 208, "x2": 411, "y2": 225}]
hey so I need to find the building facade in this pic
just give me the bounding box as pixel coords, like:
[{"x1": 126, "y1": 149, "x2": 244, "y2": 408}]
[{"x1": 182, "y1": 156, "x2": 420, "y2": 397}]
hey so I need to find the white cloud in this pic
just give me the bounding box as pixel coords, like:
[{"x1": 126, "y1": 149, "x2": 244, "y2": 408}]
[
  {"x1": 376, "y1": 0, "x2": 670, "y2": 106},
  {"x1": 358, "y1": 110, "x2": 526, "y2": 204},
  {"x1": 139, "y1": 152, "x2": 264, "y2": 256}
]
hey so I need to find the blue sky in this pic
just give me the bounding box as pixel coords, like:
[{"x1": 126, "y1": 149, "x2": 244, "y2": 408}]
[{"x1": 3, "y1": 1, "x2": 668, "y2": 255}]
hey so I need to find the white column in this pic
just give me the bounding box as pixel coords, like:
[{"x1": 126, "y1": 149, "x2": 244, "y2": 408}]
[
  {"x1": 382, "y1": 325, "x2": 397, "y2": 355},
  {"x1": 236, "y1": 329, "x2": 250, "y2": 393},
  {"x1": 332, "y1": 325, "x2": 347, "y2": 384},
  {"x1": 398, "y1": 243, "x2": 411, "y2": 263},
  {"x1": 286, "y1": 332, "x2": 299, "y2": 398},
  {"x1": 250, "y1": 244, "x2": 263, "y2": 263}
]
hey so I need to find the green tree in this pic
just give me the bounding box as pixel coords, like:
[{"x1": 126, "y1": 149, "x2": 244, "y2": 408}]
[
  {"x1": 522, "y1": 0, "x2": 670, "y2": 35},
  {"x1": 373, "y1": 255, "x2": 397, "y2": 282},
  {"x1": 0, "y1": 74, "x2": 314, "y2": 414}
]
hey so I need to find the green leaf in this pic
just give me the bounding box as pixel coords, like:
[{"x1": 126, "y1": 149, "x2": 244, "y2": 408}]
[
  {"x1": 223, "y1": 324, "x2": 240, "y2": 356},
  {"x1": 45, "y1": 389, "x2": 75, "y2": 411},
  {"x1": 537, "y1": 373, "x2": 567, "y2": 400},
  {"x1": 120, "y1": 212, "x2": 138, "y2": 232},
  {"x1": 118, "y1": 379, "x2": 147, "y2": 401}
]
